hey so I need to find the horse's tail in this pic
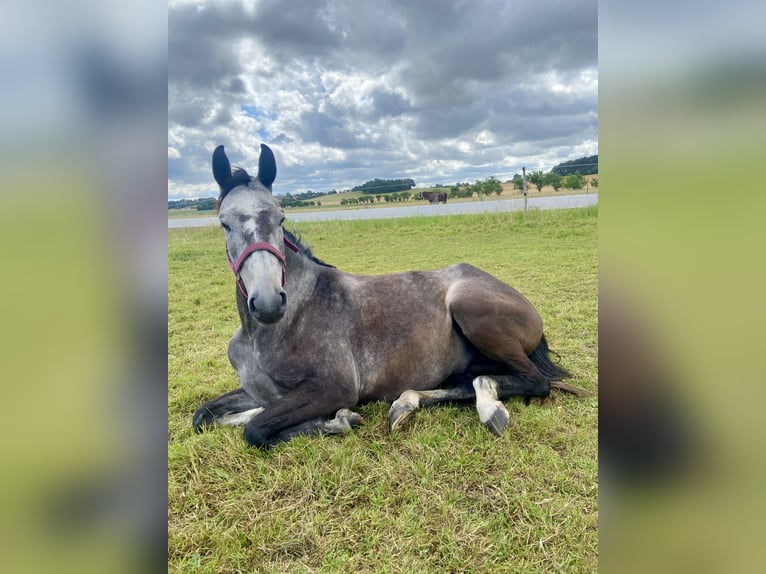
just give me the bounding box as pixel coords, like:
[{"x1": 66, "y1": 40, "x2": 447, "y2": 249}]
[
  {"x1": 529, "y1": 334, "x2": 570, "y2": 380},
  {"x1": 529, "y1": 334, "x2": 592, "y2": 397}
]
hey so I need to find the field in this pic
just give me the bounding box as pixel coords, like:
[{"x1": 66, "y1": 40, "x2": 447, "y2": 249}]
[{"x1": 168, "y1": 207, "x2": 598, "y2": 573}]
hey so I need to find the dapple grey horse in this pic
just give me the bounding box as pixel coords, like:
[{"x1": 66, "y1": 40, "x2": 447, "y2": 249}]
[{"x1": 193, "y1": 144, "x2": 586, "y2": 448}]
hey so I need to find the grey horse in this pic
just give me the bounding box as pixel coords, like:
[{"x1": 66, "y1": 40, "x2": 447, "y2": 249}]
[{"x1": 193, "y1": 144, "x2": 586, "y2": 448}]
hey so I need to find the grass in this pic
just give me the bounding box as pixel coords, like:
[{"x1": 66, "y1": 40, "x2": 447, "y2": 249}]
[{"x1": 168, "y1": 207, "x2": 598, "y2": 573}]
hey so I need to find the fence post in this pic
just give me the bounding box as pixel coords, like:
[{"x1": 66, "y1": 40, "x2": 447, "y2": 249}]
[{"x1": 522, "y1": 167, "x2": 528, "y2": 217}]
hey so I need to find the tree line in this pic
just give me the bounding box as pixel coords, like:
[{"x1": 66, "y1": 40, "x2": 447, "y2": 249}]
[
  {"x1": 340, "y1": 192, "x2": 414, "y2": 205},
  {"x1": 352, "y1": 178, "x2": 415, "y2": 194},
  {"x1": 451, "y1": 176, "x2": 503, "y2": 198},
  {"x1": 169, "y1": 154, "x2": 598, "y2": 211},
  {"x1": 168, "y1": 197, "x2": 217, "y2": 211},
  {"x1": 513, "y1": 171, "x2": 597, "y2": 193},
  {"x1": 507, "y1": 154, "x2": 598, "y2": 193},
  {"x1": 279, "y1": 190, "x2": 326, "y2": 208}
]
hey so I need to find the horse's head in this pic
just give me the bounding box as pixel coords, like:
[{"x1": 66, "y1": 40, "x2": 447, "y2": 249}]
[{"x1": 213, "y1": 144, "x2": 288, "y2": 325}]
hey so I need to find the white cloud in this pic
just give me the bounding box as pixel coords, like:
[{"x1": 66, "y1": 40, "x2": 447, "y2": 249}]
[{"x1": 169, "y1": 0, "x2": 597, "y2": 198}]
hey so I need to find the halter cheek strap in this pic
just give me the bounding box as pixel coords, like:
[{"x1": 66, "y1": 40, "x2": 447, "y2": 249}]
[{"x1": 227, "y1": 237, "x2": 300, "y2": 297}]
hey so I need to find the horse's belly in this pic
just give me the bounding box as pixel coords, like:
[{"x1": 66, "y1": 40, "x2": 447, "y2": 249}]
[{"x1": 357, "y1": 332, "x2": 471, "y2": 402}]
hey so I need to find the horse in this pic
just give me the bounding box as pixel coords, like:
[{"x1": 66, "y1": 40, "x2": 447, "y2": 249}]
[
  {"x1": 421, "y1": 191, "x2": 447, "y2": 204},
  {"x1": 193, "y1": 144, "x2": 588, "y2": 448}
]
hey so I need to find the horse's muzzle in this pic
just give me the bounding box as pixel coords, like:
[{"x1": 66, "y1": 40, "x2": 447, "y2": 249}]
[{"x1": 248, "y1": 289, "x2": 287, "y2": 324}]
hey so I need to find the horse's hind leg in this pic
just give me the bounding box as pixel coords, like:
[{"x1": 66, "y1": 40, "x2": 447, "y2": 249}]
[
  {"x1": 389, "y1": 386, "x2": 476, "y2": 431},
  {"x1": 193, "y1": 387, "x2": 263, "y2": 432},
  {"x1": 473, "y1": 376, "x2": 511, "y2": 436},
  {"x1": 473, "y1": 373, "x2": 558, "y2": 436}
]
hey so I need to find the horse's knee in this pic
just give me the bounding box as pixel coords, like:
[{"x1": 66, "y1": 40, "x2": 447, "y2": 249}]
[{"x1": 243, "y1": 422, "x2": 272, "y2": 449}]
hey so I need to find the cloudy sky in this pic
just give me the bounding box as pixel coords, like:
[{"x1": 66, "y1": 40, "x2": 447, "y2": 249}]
[{"x1": 168, "y1": 0, "x2": 597, "y2": 199}]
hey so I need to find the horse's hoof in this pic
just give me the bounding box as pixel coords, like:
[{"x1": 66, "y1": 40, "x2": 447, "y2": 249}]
[
  {"x1": 192, "y1": 407, "x2": 215, "y2": 432},
  {"x1": 483, "y1": 404, "x2": 509, "y2": 437},
  {"x1": 389, "y1": 403, "x2": 415, "y2": 432},
  {"x1": 336, "y1": 408, "x2": 365, "y2": 427},
  {"x1": 389, "y1": 391, "x2": 420, "y2": 432}
]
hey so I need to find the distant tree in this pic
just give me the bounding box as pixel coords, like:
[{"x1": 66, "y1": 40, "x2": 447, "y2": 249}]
[
  {"x1": 527, "y1": 170, "x2": 545, "y2": 192},
  {"x1": 563, "y1": 173, "x2": 585, "y2": 190},
  {"x1": 543, "y1": 172, "x2": 563, "y2": 191},
  {"x1": 483, "y1": 176, "x2": 502, "y2": 197},
  {"x1": 511, "y1": 174, "x2": 524, "y2": 191},
  {"x1": 591, "y1": 178, "x2": 598, "y2": 188}
]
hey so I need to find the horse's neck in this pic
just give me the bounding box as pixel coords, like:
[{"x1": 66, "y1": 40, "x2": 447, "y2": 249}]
[{"x1": 284, "y1": 248, "x2": 322, "y2": 301}]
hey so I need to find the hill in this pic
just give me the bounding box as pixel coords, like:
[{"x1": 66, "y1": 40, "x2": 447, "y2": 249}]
[{"x1": 551, "y1": 155, "x2": 598, "y2": 176}]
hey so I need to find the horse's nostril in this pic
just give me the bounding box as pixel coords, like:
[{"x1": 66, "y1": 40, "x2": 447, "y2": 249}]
[
  {"x1": 248, "y1": 296, "x2": 258, "y2": 314},
  {"x1": 279, "y1": 291, "x2": 287, "y2": 308}
]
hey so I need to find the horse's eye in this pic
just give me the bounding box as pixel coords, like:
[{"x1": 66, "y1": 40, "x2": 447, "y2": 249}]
[
  {"x1": 279, "y1": 217, "x2": 286, "y2": 226},
  {"x1": 221, "y1": 222, "x2": 231, "y2": 232}
]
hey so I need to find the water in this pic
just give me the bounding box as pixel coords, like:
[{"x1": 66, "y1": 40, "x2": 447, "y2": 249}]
[{"x1": 168, "y1": 193, "x2": 598, "y2": 229}]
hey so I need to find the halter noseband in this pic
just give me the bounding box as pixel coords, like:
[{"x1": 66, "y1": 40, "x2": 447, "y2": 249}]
[{"x1": 226, "y1": 236, "x2": 300, "y2": 297}]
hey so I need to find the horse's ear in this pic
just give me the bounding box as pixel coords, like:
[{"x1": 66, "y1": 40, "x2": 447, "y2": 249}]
[
  {"x1": 212, "y1": 145, "x2": 232, "y2": 188},
  {"x1": 257, "y1": 144, "x2": 277, "y2": 190}
]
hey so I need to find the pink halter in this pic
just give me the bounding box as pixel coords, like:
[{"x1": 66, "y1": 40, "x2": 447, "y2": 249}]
[{"x1": 226, "y1": 237, "x2": 300, "y2": 297}]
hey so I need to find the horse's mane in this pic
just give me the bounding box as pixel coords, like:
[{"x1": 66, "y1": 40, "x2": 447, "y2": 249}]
[{"x1": 284, "y1": 228, "x2": 335, "y2": 269}]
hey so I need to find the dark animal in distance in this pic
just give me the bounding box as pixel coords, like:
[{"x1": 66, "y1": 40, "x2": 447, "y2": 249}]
[
  {"x1": 420, "y1": 191, "x2": 447, "y2": 204},
  {"x1": 193, "y1": 144, "x2": 588, "y2": 448}
]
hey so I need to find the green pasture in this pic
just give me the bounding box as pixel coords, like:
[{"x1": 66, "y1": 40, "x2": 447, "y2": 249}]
[{"x1": 169, "y1": 207, "x2": 598, "y2": 573}]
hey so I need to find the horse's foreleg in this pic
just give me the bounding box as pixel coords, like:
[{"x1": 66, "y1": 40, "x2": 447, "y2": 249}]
[
  {"x1": 243, "y1": 379, "x2": 356, "y2": 448},
  {"x1": 389, "y1": 386, "x2": 475, "y2": 431},
  {"x1": 272, "y1": 409, "x2": 365, "y2": 443},
  {"x1": 193, "y1": 387, "x2": 263, "y2": 432}
]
